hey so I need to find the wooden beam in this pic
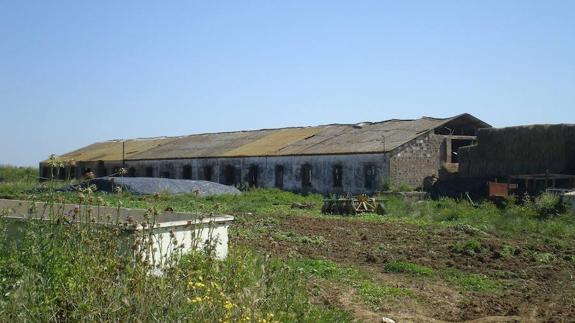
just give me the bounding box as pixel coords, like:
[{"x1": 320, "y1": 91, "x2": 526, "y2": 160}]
[
  {"x1": 444, "y1": 135, "x2": 477, "y2": 140},
  {"x1": 446, "y1": 138, "x2": 452, "y2": 163}
]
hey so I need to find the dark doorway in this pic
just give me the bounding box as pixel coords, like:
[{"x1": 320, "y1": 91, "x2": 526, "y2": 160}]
[
  {"x1": 203, "y1": 166, "x2": 213, "y2": 181},
  {"x1": 332, "y1": 165, "x2": 343, "y2": 188},
  {"x1": 275, "y1": 165, "x2": 284, "y2": 188},
  {"x1": 42, "y1": 167, "x2": 50, "y2": 180},
  {"x1": 224, "y1": 165, "x2": 236, "y2": 186},
  {"x1": 248, "y1": 165, "x2": 258, "y2": 188},
  {"x1": 301, "y1": 164, "x2": 312, "y2": 188},
  {"x1": 183, "y1": 165, "x2": 192, "y2": 179},
  {"x1": 145, "y1": 167, "x2": 154, "y2": 177},
  {"x1": 128, "y1": 167, "x2": 136, "y2": 177},
  {"x1": 364, "y1": 164, "x2": 376, "y2": 189},
  {"x1": 161, "y1": 171, "x2": 170, "y2": 178},
  {"x1": 97, "y1": 161, "x2": 107, "y2": 177},
  {"x1": 58, "y1": 167, "x2": 66, "y2": 180},
  {"x1": 451, "y1": 139, "x2": 474, "y2": 163}
]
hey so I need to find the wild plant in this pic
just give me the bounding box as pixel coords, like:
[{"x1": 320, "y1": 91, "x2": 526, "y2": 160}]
[{"x1": 0, "y1": 164, "x2": 332, "y2": 322}]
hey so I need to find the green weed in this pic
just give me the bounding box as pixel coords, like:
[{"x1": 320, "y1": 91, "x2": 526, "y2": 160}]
[
  {"x1": 500, "y1": 244, "x2": 516, "y2": 258},
  {"x1": 357, "y1": 282, "x2": 413, "y2": 309},
  {"x1": 451, "y1": 239, "x2": 483, "y2": 256},
  {"x1": 273, "y1": 231, "x2": 325, "y2": 245},
  {"x1": 533, "y1": 252, "x2": 555, "y2": 264},
  {"x1": 0, "y1": 189, "x2": 345, "y2": 322},
  {"x1": 440, "y1": 269, "x2": 501, "y2": 293},
  {"x1": 292, "y1": 259, "x2": 412, "y2": 309},
  {"x1": 383, "y1": 261, "x2": 433, "y2": 276}
]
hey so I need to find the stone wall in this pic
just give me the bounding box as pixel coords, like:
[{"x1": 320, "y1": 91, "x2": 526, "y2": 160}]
[
  {"x1": 459, "y1": 124, "x2": 575, "y2": 178},
  {"x1": 42, "y1": 153, "x2": 390, "y2": 195},
  {"x1": 388, "y1": 133, "x2": 445, "y2": 188}
]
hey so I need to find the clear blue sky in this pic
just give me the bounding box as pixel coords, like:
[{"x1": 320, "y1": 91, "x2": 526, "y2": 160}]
[{"x1": 1, "y1": 1, "x2": 573, "y2": 166}]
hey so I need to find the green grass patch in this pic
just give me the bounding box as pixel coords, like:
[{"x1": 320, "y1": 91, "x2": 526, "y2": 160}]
[
  {"x1": 356, "y1": 281, "x2": 414, "y2": 308},
  {"x1": 382, "y1": 260, "x2": 500, "y2": 294},
  {"x1": 439, "y1": 269, "x2": 501, "y2": 293},
  {"x1": 532, "y1": 252, "x2": 555, "y2": 264},
  {"x1": 0, "y1": 212, "x2": 349, "y2": 322},
  {"x1": 2, "y1": 166, "x2": 574, "y2": 239},
  {"x1": 451, "y1": 239, "x2": 483, "y2": 256},
  {"x1": 378, "y1": 196, "x2": 575, "y2": 238},
  {"x1": 0, "y1": 166, "x2": 36, "y2": 182},
  {"x1": 291, "y1": 258, "x2": 413, "y2": 309},
  {"x1": 383, "y1": 261, "x2": 434, "y2": 276},
  {"x1": 500, "y1": 244, "x2": 516, "y2": 258},
  {"x1": 292, "y1": 259, "x2": 363, "y2": 281}
]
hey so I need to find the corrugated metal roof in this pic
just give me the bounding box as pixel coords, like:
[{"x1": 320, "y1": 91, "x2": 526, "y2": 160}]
[
  {"x1": 222, "y1": 127, "x2": 323, "y2": 157},
  {"x1": 47, "y1": 114, "x2": 489, "y2": 162},
  {"x1": 51, "y1": 137, "x2": 179, "y2": 162}
]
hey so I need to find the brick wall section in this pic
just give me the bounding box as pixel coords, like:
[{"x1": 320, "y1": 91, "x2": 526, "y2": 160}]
[{"x1": 389, "y1": 133, "x2": 445, "y2": 188}]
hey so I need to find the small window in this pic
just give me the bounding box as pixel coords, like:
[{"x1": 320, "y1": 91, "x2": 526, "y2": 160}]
[
  {"x1": 332, "y1": 165, "x2": 343, "y2": 188},
  {"x1": 275, "y1": 165, "x2": 284, "y2": 188},
  {"x1": 248, "y1": 165, "x2": 258, "y2": 187},
  {"x1": 42, "y1": 167, "x2": 50, "y2": 180},
  {"x1": 183, "y1": 165, "x2": 192, "y2": 179},
  {"x1": 364, "y1": 164, "x2": 376, "y2": 189},
  {"x1": 204, "y1": 166, "x2": 213, "y2": 181},
  {"x1": 97, "y1": 161, "x2": 107, "y2": 177},
  {"x1": 82, "y1": 167, "x2": 96, "y2": 179},
  {"x1": 58, "y1": 167, "x2": 66, "y2": 180},
  {"x1": 145, "y1": 167, "x2": 154, "y2": 177},
  {"x1": 224, "y1": 165, "x2": 236, "y2": 185},
  {"x1": 128, "y1": 167, "x2": 137, "y2": 177},
  {"x1": 301, "y1": 164, "x2": 312, "y2": 188}
]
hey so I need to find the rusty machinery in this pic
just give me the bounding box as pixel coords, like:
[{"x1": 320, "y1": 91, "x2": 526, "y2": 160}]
[{"x1": 321, "y1": 194, "x2": 386, "y2": 216}]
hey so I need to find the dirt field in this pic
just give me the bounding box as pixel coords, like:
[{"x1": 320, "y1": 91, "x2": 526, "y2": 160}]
[{"x1": 234, "y1": 214, "x2": 575, "y2": 322}]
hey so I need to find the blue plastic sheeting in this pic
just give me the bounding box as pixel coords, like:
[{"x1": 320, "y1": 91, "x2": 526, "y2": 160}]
[{"x1": 64, "y1": 177, "x2": 241, "y2": 196}]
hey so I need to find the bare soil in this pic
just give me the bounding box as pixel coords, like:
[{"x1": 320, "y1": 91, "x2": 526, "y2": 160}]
[{"x1": 233, "y1": 215, "x2": 575, "y2": 322}]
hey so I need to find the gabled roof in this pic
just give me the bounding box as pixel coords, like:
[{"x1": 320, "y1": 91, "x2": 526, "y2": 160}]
[{"x1": 48, "y1": 113, "x2": 489, "y2": 162}]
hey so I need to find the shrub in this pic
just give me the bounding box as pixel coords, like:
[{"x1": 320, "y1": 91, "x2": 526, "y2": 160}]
[
  {"x1": 500, "y1": 244, "x2": 516, "y2": 258},
  {"x1": 451, "y1": 239, "x2": 482, "y2": 256},
  {"x1": 532, "y1": 193, "x2": 565, "y2": 219},
  {"x1": 532, "y1": 252, "x2": 555, "y2": 264}
]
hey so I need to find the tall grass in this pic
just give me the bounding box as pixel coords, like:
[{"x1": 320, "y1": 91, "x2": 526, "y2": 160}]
[
  {"x1": 348, "y1": 195, "x2": 575, "y2": 238},
  {"x1": 0, "y1": 166, "x2": 36, "y2": 182},
  {"x1": 0, "y1": 166, "x2": 38, "y2": 199},
  {"x1": 2, "y1": 164, "x2": 573, "y2": 239},
  {"x1": 0, "y1": 176, "x2": 347, "y2": 322}
]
